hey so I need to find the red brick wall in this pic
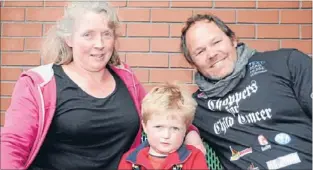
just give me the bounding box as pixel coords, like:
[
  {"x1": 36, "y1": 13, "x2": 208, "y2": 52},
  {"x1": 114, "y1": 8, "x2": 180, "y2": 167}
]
[{"x1": 0, "y1": 1, "x2": 312, "y2": 126}]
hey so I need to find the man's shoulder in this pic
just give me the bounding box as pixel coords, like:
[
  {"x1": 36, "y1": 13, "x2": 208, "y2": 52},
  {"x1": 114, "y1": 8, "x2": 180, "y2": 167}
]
[
  {"x1": 253, "y1": 48, "x2": 297, "y2": 58},
  {"x1": 183, "y1": 145, "x2": 208, "y2": 166},
  {"x1": 249, "y1": 48, "x2": 302, "y2": 66}
]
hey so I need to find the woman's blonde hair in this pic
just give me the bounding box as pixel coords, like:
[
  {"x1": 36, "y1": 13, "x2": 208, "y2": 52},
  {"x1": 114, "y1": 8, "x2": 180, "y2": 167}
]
[
  {"x1": 141, "y1": 83, "x2": 197, "y2": 127},
  {"x1": 41, "y1": 1, "x2": 120, "y2": 65}
]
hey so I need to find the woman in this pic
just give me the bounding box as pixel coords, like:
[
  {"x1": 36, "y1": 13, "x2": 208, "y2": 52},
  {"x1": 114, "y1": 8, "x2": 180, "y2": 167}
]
[{"x1": 1, "y1": 1, "x2": 204, "y2": 169}]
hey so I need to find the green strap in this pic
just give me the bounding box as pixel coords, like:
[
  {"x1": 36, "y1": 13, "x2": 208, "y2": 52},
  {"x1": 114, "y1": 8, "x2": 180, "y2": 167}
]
[{"x1": 203, "y1": 140, "x2": 223, "y2": 170}]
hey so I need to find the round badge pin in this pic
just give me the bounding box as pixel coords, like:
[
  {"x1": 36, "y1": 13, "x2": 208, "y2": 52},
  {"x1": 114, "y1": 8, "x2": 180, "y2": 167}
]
[{"x1": 274, "y1": 133, "x2": 291, "y2": 145}]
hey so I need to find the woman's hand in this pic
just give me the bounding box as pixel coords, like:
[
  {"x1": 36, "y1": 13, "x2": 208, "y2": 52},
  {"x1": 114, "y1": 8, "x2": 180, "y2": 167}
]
[{"x1": 184, "y1": 130, "x2": 207, "y2": 155}]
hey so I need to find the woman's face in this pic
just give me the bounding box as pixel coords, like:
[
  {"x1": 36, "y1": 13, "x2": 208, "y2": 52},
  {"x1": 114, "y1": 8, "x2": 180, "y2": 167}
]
[{"x1": 67, "y1": 11, "x2": 115, "y2": 72}]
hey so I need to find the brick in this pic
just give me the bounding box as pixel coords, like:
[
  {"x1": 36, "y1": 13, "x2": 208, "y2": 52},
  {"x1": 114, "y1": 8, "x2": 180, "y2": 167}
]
[
  {"x1": 151, "y1": 38, "x2": 180, "y2": 52},
  {"x1": 215, "y1": 1, "x2": 256, "y2": 8},
  {"x1": 194, "y1": 10, "x2": 236, "y2": 23},
  {"x1": 0, "y1": 68, "x2": 23, "y2": 81},
  {"x1": 180, "y1": 84, "x2": 199, "y2": 94},
  {"x1": 133, "y1": 69, "x2": 149, "y2": 83},
  {"x1": 1, "y1": 112, "x2": 5, "y2": 126},
  {"x1": 257, "y1": 25, "x2": 299, "y2": 38},
  {"x1": 237, "y1": 10, "x2": 279, "y2": 23},
  {"x1": 258, "y1": 2, "x2": 300, "y2": 8},
  {"x1": 171, "y1": 1, "x2": 212, "y2": 8},
  {"x1": 241, "y1": 40, "x2": 280, "y2": 52},
  {"x1": 127, "y1": 23, "x2": 169, "y2": 37},
  {"x1": 4, "y1": 1, "x2": 43, "y2": 6},
  {"x1": 116, "y1": 23, "x2": 126, "y2": 37},
  {"x1": 301, "y1": 25, "x2": 312, "y2": 39},
  {"x1": 3, "y1": 23, "x2": 42, "y2": 37},
  {"x1": 117, "y1": 9, "x2": 150, "y2": 22},
  {"x1": 281, "y1": 10, "x2": 312, "y2": 24},
  {"x1": 169, "y1": 54, "x2": 192, "y2": 68},
  {"x1": 2, "y1": 52, "x2": 41, "y2": 66},
  {"x1": 142, "y1": 83, "x2": 158, "y2": 92},
  {"x1": 229, "y1": 24, "x2": 255, "y2": 38},
  {"x1": 109, "y1": 1, "x2": 127, "y2": 7},
  {"x1": 0, "y1": 8, "x2": 24, "y2": 21},
  {"x1": 1, "y1": 82, "x2": 15, "y2": 96},
  {"x1": 43, "y1": 24, "x2": 56, "y2": 35},
  {"x1": 302, "y1": 1, "x2": 312, "y2": 8},
  {"x1": 150, "y1": 69, "x2": 193, "y2": 83},
  {"x1": 25, "y1": 38, "x2": 43, "y2": 51},
  {"x1": 0, "y1": 38, "x2": 24, "y2": 51},
  {"x1": 142, "y1": 81, "x2": 198, "y2": 93},
  {"x1": 281, "y1": 40, "x2": 312, "y2": 54},
  {"x1": 0, "y1": 98, "x2": 11, "y2": 111},
  {"x1": 151, "y1": 9, "x2": 192, "y2": 22},
  {"x1": 118, "y1": 38, "x2": 149, "y2": 52},
  {"x1": 127, "y1": 1, "x2": 169, "y2": 7},
  {"x1": 143, "y1": 83, "x2": 197, "y2": 94},
  {"x1": 118, "y1": 52, "x2": 126, "y2": 62},
  {"x1": 126, "y1": 53, "x2": 168, "y2": 67},
  {"x1": 170, "y1": 24, "x2": 184, "y2": 37},
  {"x1": 44, "y1": 1, "x2": 68, "y2": 7},
  {"x1": 26, "y1": 8, "x2": 64, "y2": 21}
]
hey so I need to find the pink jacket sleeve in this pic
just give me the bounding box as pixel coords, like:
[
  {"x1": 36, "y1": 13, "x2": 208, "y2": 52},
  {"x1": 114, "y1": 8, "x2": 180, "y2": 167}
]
[{"x1": 1, "y1": 76, "x2": 39, "y2": 169}]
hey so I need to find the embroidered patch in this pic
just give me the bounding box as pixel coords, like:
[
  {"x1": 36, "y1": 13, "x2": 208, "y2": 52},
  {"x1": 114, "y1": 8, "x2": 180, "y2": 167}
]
[
  {"x1": 275, "y1": 133, "x2": 291, "y2": 145},
  {"x1": 258, "y1": 135, "x2": 268, "y2": 145},
  {"x1": 247, "y1": 163, "x2": 259, "y2": 170},
  {"x1": 197, "y1": 92, "x2": 207, "y2": 99},
  {"x1": 173, "y1": 164, "x2": 183, "y2": 170},
  {"x1": 266, "y1": 152, "x2": 301, "y2": 169},
  {"x1": 229, "y1": 146, "x2": 252, "y2": 161},
  {"x1": 258, "y1": 135, "x2": 271, "y2": 151},
  {"x1": 248, "y1": 61, "x2": 267, "y2": 77}
]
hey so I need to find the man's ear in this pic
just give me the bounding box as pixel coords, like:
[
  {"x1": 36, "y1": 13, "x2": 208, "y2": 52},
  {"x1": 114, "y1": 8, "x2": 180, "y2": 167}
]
[
  {"x1": 231, "y1": 36, "x2": 238, "y2": 47},
  {"x1": 190, "y1": 62, "x2": 197, "y2": 69},
  {"x1": 65, "y1": 36, "x2": 73, "y2": 47}
]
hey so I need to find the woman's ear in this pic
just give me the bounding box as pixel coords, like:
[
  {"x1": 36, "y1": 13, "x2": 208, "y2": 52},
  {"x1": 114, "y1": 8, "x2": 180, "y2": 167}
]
[{"x1": 65, "y1": 36, "x2": 73, "y2": 47}]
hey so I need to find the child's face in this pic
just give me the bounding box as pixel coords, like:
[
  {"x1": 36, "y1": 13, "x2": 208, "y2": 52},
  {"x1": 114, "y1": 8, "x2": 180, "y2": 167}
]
[{"x1": 143, "y1": 114, "x2": 187, "y2": 156}]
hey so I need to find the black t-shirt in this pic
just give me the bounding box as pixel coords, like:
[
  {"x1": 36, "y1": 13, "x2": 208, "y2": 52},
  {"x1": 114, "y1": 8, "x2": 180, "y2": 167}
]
[
  {"x1": 194, "y1": 49, "x2": 312, "y2": 170},
  {"x1": 30, "y1": 65, "x2": 140, "y2": 170}
]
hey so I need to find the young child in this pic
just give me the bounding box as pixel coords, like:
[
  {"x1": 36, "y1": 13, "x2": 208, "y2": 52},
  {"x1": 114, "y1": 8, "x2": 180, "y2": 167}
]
[{"x1": 118, "y1": 83, "x2": 209, "y2": 170}]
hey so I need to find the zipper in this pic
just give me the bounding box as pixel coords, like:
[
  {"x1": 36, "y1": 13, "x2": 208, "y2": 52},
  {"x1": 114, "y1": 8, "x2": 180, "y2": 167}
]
[{"x1": 164, "y1": 152, "x2": 192, "y2": 170}]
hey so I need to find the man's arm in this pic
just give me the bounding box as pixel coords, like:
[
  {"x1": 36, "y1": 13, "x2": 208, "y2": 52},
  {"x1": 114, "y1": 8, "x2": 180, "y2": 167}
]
[{"x1": 287, "y1": 49, "x2": 312, "y2": 117}]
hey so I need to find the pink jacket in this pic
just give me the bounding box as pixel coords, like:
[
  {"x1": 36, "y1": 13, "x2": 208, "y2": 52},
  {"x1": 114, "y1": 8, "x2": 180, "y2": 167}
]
[{"x1": 0, "y1": 63, "x2": 146, "y2": 169}]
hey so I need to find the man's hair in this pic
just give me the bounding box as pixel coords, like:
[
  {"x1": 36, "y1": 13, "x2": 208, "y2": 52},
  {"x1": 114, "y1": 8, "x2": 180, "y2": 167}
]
[
  {"x1": 141, "y1": 83, "x2": 197, "y2": 127},
  {"x1": 180, "y1": 14, "x2": 237, "y2": 64}
]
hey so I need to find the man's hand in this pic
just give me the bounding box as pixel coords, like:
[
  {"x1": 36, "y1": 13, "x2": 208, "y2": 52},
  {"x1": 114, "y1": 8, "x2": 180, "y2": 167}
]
[{"x1": 184, "y1": 130, "x2": 207, "y2": 155}]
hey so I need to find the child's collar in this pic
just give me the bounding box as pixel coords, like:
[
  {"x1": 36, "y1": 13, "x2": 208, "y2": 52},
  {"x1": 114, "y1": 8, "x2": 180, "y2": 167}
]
[{"x1": 126, "y1": 140, "x2": 192, "y2": 165}]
